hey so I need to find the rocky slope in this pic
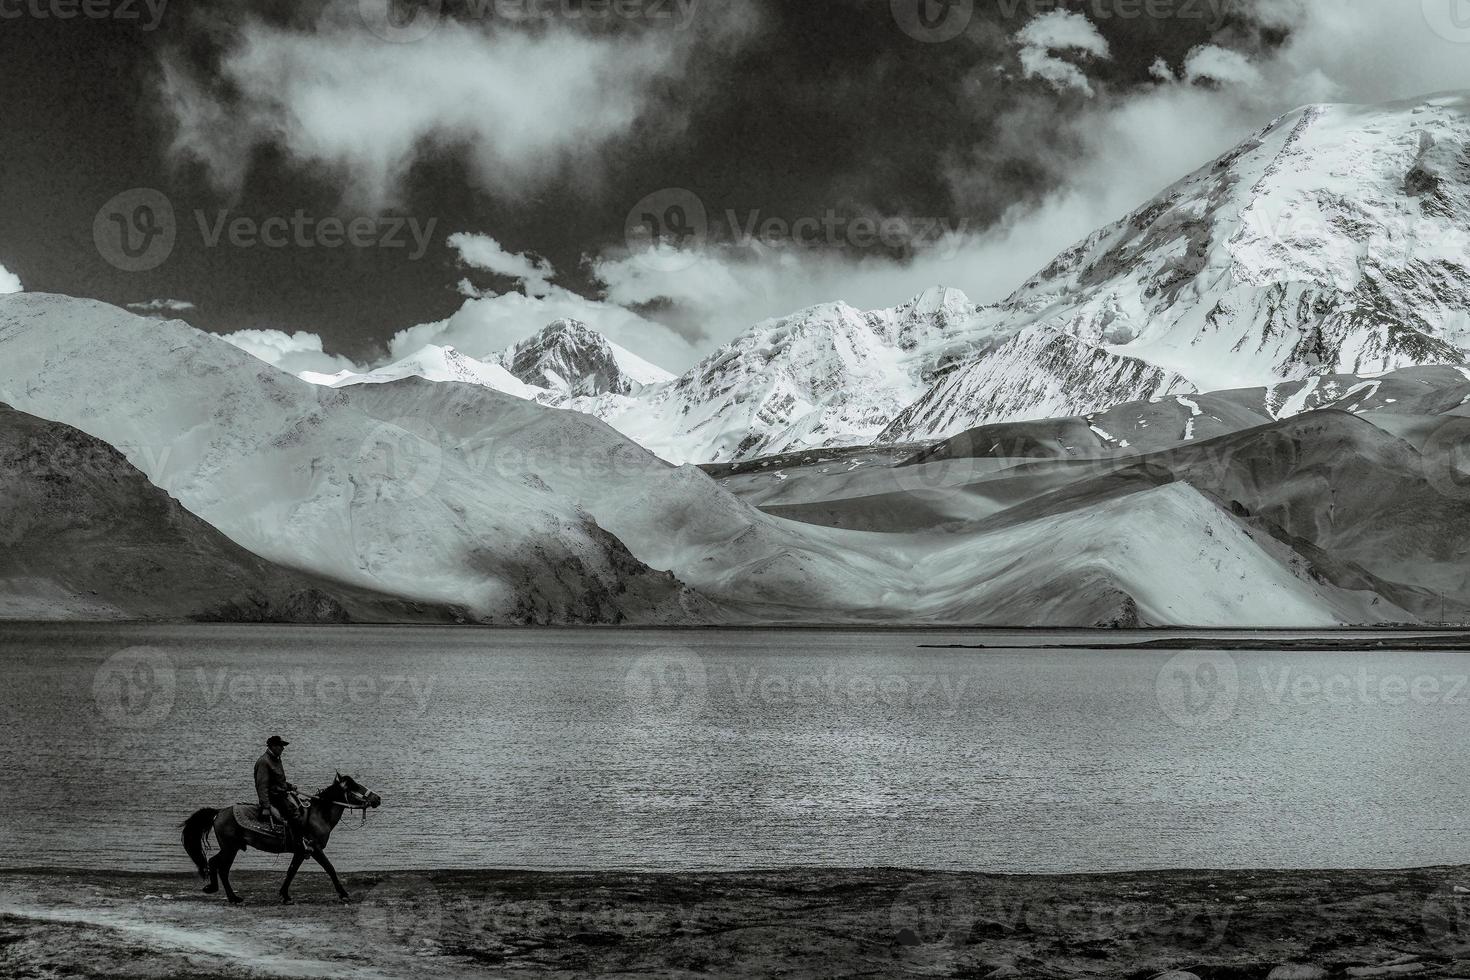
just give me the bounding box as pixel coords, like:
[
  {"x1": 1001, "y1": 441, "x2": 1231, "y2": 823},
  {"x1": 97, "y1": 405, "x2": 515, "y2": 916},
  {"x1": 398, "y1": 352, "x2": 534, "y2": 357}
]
[
  {"x1": 6, "y1": 293, "x2": 1403, "y2": 626},
  {"x1": 0, "y1": 294, "x2": 707, "y2": 625},
  {"x1": 0, "y1": 402, "x2": 454, "y2": 622},
  {"x1": 877, "y1": 328, "x2": 1190, "y2": 444}
]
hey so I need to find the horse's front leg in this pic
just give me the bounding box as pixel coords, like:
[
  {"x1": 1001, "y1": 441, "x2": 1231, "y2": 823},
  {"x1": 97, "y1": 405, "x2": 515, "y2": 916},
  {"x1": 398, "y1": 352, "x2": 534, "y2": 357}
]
[
  {"x1": 279, "y1": 852, "x2": 306, "y2": 905},
  {"x1": 311, "y1": 850, "x2": 350, "y2": 902}
]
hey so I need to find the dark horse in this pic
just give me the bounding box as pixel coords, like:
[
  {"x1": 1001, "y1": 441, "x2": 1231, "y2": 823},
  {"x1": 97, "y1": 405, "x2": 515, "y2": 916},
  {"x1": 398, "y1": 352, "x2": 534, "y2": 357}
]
[{"x1": 181, "y1": 772, "x2": 381, "y2": 905}]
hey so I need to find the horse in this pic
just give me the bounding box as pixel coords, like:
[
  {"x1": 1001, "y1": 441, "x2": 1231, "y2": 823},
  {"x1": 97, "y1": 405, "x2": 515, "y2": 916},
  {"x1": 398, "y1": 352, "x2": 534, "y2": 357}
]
[{"x1": 181, "y1": 772, "x2": 381, "y2": 905}]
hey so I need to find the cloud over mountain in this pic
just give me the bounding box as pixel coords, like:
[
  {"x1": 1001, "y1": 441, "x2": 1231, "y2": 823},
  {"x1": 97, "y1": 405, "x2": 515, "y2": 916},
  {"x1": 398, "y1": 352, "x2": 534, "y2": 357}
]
[{"x1": 158, "y1": 0, "x2": 764, "y2": 210}]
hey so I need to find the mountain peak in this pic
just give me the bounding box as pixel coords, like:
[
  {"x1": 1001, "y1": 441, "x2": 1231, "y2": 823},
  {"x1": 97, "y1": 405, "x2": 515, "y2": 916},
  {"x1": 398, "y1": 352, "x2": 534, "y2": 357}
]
[{"x1": 500, "y1": 320, "x2": 671, "y2": 396}]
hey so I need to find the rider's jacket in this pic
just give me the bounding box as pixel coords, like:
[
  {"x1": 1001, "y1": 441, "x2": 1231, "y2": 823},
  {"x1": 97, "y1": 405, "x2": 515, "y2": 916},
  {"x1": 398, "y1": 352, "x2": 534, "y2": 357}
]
[{"x1": 254, "y1": 750, "x2": 289, "y2": 810}]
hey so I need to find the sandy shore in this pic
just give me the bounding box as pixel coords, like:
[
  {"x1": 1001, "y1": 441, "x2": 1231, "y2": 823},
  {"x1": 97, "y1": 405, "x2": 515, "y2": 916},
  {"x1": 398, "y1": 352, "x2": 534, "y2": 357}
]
[{"x1": 6, "y1": 866, "x2": 1470, "y2": 978}]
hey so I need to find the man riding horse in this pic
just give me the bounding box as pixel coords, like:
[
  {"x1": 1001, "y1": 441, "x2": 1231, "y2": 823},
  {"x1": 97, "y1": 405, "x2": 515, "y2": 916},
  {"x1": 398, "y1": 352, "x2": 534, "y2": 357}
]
[{"x1": 254, "y1": 735, "x2": 310, "y2": 850}]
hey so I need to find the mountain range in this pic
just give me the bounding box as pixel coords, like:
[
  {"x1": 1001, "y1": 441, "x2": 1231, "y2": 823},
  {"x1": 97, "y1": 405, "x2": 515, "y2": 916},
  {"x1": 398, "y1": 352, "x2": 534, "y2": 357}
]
[
  {"x1": 2, "y1": 91, "x2": 1468, "y2": 626},
  {"x1": 304, "y1": 93, "x2": 1470, "y2": 466}
]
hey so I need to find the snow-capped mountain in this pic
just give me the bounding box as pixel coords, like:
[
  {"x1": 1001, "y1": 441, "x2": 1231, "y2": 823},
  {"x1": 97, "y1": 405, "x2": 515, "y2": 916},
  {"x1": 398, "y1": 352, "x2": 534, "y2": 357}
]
[
  {"x1": 301, "y1": 343, "x2": 542, "y2": 399},
  {"x1": 498, "y1": 318, "x2": 673, "y2": 395},
  {"x1": 550, "y1": 286, "x2": 999, "y2": 463},
  {"x1": 293, "y1": 93, "x2": 1470, "y2": 465},
  {"x1": 878, "y1": 328, "x2": 1191, "y2": 443},
  {"x1": 894, "y1": 92, "x2": 1470, "y2": 443}
]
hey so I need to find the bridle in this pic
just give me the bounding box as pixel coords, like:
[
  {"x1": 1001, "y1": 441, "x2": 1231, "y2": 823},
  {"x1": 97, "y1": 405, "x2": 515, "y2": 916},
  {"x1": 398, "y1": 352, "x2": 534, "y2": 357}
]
[
  {"x1": 302, "y1": 780, "x2": 379, "y2": 824},
  {"x1": 313, "y1": 788, "x2": 376, "y2": 810}
]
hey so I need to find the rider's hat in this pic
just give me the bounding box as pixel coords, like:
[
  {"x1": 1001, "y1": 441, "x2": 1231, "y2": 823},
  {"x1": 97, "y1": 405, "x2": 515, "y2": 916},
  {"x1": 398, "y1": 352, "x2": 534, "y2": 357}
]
[{"x1": 266, "y1": 735, "x2": 290, "y2": 748}]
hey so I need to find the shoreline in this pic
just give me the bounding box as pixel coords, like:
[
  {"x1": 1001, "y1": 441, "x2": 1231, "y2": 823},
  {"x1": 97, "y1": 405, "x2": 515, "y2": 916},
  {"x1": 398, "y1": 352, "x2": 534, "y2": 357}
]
[
  {"x1": 6, "y1": 865, "x2": 1470, "y2": 978},
  {"x1": 1, "y1": 620, "x2": 1463, "y2": 633}
]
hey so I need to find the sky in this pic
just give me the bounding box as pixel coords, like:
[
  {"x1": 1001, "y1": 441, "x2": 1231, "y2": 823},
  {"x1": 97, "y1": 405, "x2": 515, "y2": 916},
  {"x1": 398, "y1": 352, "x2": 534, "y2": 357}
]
[{"x1": 2, "y1": 0, "x2": 1470, "y2": 375}]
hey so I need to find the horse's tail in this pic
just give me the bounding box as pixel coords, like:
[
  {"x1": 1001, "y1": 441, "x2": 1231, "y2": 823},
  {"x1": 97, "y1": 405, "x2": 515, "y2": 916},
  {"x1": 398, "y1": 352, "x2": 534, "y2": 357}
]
[{"x1": 180, "y1": 807, "x2": 218, "y2": 880}]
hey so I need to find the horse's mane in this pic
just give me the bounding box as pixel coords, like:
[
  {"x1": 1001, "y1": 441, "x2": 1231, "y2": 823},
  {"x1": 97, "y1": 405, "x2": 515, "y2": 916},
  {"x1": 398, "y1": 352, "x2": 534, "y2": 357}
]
[{"x1": 315, "y1": 779, "x2": 345, "y2": 803}]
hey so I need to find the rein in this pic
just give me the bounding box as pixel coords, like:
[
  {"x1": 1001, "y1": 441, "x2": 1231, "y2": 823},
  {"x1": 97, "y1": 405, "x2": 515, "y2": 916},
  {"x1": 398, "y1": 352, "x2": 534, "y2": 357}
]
[
  {"x1": 310, "y1": 796, "x2": 373, "y2": 810},
  {"x1": 305, "y1": 787, "x2": 376, "y2": 826}
]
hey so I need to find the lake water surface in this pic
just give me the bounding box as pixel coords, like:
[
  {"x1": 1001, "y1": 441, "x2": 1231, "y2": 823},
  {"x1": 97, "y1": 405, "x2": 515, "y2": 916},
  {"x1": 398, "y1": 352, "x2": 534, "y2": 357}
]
[{"x1": 1, "y1": 624, "x2": 1467, "y2": 873}]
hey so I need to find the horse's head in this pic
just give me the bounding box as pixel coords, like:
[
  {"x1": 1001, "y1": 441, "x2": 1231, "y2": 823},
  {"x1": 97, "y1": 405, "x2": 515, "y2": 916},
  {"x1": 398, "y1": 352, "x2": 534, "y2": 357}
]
[{"x1": 334, "y1": 771, "x2": 381, "y2": 809}]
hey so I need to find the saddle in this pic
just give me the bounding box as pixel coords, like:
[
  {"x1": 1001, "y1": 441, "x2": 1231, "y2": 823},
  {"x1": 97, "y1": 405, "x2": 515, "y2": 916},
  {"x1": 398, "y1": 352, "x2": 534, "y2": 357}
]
[{"x1": 231, "y1": 802, "x2": 311, "y2": 853}]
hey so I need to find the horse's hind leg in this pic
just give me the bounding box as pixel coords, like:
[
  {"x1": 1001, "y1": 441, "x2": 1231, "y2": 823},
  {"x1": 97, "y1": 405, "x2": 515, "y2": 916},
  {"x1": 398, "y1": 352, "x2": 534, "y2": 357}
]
[
  {"x1": 217, "y1": 847, "x2": 244, "y2": 905},
  {"x1": 203, "y1": 853, "x2": 220, "y2": 894}
]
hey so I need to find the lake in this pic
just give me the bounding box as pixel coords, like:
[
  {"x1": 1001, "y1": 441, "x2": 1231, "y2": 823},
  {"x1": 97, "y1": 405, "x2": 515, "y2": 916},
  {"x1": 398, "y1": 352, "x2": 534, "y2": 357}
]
[{"x1": 1, "y1": 624, "x2": 1467, "y2": 873}]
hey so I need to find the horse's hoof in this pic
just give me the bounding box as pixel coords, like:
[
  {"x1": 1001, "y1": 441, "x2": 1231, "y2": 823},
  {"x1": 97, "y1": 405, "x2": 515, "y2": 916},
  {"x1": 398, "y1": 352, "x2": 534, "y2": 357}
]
[
  {"x1": 280, "y1": 896, "x2": 294, "y2": 906},
  {"x1": 228, "y1": 897, "x2": 245, "y2": 906},
  {"x1": 337, "y1": 895, "x2": 352, "y2": 905},
  {"x1": 202, "y1": 884, "x2": 218, "y2": 894}
]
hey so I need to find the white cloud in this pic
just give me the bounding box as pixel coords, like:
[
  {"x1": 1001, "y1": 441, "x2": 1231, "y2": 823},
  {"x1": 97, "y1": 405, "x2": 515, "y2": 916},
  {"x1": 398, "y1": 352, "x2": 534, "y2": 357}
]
[
  {"x1": 388, "y1": 286, "x2": 700, "y2": 371},
  {"x1": 449, "y1": 233, "x2": 557, "y2": 298},
  {"x1": 1149, "y1": 57, "x2": 1175, "y2": 83},
  {"x1": 219, "y1": 328, "x2": 361, "y2": 376},
  {"x1": 160, "y1": 2, "x2": 761, "y2": 210},
  {"x1": 127, "y1": 298, "x2": 196, "y2": 315},
  {"x1": 0, "y1": 263, "x2": 21, "y2": 294},
  {"x1": 1183, "y1": 45, "x2": 1263, "y2": 87},
  {"x1": 1014, "y1": 10, "x2": 1111, "y2": 97},
  {"x1": 566, "y1": 1, "x2": 1470, "y2": 369},
  {"x1": 291, "y1": 1, "x2": 1470, "y2": 379}
]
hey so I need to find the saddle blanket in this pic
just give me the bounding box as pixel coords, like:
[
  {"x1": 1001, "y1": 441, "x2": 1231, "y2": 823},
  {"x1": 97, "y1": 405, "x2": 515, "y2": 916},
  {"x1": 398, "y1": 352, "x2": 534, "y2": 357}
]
[{"x1": 231, "y1": 804, "x2": 296, "y2": 852}]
